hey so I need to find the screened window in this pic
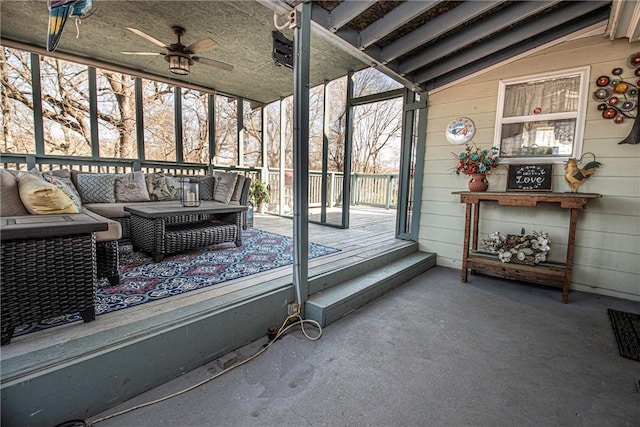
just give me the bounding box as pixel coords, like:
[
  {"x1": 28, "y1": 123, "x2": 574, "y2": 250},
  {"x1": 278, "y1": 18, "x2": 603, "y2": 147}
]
[
  {"x1": 97, "y1": 70, "x2": 137, "y2": 158},
  {"x1": 182, "y1": 89, "x2": 209, "y2": 164},
  {"x1": 40, "y1": 56, "x2": 91, "y2": 156},
  {"x1": 495, "y1": 67, "x2": 589, "y2": 162},
  {"x1": 142, "y1": 80, "x2": 175, "y2": 161},
  {"x1": 214, "y1": 95, "x2": 237, "y2": 166},
  {"x1": 352, "y1": 67, "x2": 402, "y2": 98},
  {"x1": 0, "y1": 48, "x2": 35, "y2": 154},
  {"x1": 264, "y1": 101, "x2": 281, "y2": 169},
  {"x1": 242, "y1": 101, "x2": 262, "y2": 167}
]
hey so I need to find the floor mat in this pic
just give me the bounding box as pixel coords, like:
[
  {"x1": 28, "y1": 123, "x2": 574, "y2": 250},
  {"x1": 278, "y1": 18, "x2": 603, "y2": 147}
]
[{"x1": 607, "y1": 308, "x2": 640, "y2": 361}]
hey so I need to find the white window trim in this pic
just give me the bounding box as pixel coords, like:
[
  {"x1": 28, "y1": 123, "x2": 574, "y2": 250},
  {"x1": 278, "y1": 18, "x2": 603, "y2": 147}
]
[{"x1": 494, "y1": 66, "x2": 590, "y2": 164}]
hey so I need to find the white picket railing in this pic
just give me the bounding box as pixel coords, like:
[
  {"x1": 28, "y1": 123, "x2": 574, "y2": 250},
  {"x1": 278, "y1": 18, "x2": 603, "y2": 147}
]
[{"x1": 266, "y1": 169, "x2": 398, "y2": 212}]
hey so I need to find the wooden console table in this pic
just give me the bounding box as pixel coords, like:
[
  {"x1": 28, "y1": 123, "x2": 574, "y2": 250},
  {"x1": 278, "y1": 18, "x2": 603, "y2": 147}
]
[{"x1": 453, "y1": 192, "x2": 602, "y2": 303}]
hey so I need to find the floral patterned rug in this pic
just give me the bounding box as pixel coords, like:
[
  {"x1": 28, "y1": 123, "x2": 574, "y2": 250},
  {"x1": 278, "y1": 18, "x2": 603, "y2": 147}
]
[{"x1": 14, "y1": 229, "x2": 340, "y2": 337}]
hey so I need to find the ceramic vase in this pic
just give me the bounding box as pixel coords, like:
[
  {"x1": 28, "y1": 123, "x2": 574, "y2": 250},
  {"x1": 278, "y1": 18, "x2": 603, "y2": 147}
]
[{"x1": 468, "y1": 173, "x2": 489, "y2": 192}]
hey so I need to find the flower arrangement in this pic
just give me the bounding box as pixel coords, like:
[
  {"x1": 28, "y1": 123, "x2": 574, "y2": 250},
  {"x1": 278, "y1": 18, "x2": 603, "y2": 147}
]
[
  {"x1": 482, "y1": 228, "x2": 551, "y2": 265},
  {"x1": 453, "y1": 142, "x2": 500, "y2": 176}
]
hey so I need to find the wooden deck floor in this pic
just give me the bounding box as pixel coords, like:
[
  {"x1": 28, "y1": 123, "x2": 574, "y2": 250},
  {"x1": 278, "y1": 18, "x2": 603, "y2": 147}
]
[{"x1": 2, "y1": 207, "x2": 405, "y2": 360}]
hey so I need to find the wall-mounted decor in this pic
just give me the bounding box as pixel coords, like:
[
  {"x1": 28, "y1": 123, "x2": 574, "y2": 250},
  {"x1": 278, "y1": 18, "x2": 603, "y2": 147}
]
[
  {"x1": 563, "y1": 152, "x2": 601, "y2": 193},
  {"x1": 445, "y1": 117, "x2": 476, "y2": 145},
  {"x1": 594, "y1": 52, "x2": 639, "y2": 144},
  {"x1": 506, "y1": 164, "x2": 553, "y2": 192}
]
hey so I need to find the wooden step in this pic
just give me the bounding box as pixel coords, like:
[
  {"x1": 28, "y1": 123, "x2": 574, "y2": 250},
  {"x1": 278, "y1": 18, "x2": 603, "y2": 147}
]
[
  {"x1": 305, "y1": 252, "x2": 436, "y2": 327},
  {"x1": 307, "y1": 241, "x2": 419, "y2": 294}
]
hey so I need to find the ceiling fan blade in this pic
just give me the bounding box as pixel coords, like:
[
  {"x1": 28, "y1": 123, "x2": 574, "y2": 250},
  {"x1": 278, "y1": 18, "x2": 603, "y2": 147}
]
[
  {"x1": 193, "y1": 56, "x2": 234, "y2": 72},
  {"x1": 121, "y1": 51, "x2": 163, "y2": 56},
  {"x1": 127, "y1": 27, "x2": 168, "y2": 49},
  {"x1": 186, "y1": 38, "x2": 219, "y2": 54}
]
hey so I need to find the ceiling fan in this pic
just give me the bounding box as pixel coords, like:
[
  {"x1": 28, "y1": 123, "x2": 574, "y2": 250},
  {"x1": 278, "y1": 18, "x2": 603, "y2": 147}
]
[{"x1": 121, "y1": 26, "x2": 233, "y2": 75}]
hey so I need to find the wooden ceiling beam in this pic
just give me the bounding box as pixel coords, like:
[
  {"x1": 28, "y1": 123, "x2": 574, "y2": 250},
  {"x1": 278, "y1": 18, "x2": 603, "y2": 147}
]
[
  {"x1": 328, "y1": 0, "x2": 378, "y2": 33},
  {"x1": 415, "y1": 1, "x2": 611, "y2": 86},
  {"x1": 380, "y1": 1, "x2": 502, "y2": 63},
  {"x1": 358, "y1": 1, "x2": 442, "y2": 49},
  {"x1": 398, "y1": 1, "x2": 562, "y2": 75}
]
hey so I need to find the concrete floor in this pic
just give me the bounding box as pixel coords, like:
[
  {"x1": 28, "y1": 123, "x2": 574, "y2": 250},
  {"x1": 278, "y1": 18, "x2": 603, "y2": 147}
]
[{"x1": 91, "y1": 267, "x2": 640, "y2": 426}]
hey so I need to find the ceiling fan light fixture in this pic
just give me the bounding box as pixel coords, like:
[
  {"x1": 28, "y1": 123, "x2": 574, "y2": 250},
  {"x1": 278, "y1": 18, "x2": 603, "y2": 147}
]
[{"x1": 168, "y1": 54, "x2": 191, "y2": 75}]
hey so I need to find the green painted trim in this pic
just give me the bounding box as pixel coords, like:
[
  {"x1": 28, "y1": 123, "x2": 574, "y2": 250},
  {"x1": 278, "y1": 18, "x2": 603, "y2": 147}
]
[
  {"x1": 292, "y1": 0, "x2": 311, "y2": 311},
  {"x1": 208, "y1": 93, "x2": 215, "y2": 173},
  {"x1": 135, "y1": 77, "x2": 145, "y2": 161},
  {"x1": 30, "y1": 53, "x2": 44, "y2": 156},
  {"x1": 174, "y1": 86, "x2": 183, "y2": 163},
  {"x1": 237, "y1": 97, "x2": 244, "y2": 166},
  {"x1": 88, "y1": 67, "x2": 99, "y2": 158}
]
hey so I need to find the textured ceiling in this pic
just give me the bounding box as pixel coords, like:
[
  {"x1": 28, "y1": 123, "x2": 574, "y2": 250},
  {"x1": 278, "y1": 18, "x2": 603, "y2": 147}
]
[
  {"x1": 0, "y1": 0, "x2": 367, "y2": 104},
  {"x1": 0, "y1": 1, "x2": 621, "y2": 103}
]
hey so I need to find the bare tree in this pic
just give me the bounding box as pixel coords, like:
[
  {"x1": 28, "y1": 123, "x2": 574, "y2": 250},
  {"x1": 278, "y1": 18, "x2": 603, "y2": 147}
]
[
  {"x1": 351, "y1": 98, "x2": 402, "y2": 173},
  {"x1": 182, "y1": 89, "x2": 209, "y2": 164},
  {"x1": 99, "y1": 72, "x2": 136, "y2": 158},
  {"x1": 242, "y1": 102, "x2": 262, "y2": 167}
]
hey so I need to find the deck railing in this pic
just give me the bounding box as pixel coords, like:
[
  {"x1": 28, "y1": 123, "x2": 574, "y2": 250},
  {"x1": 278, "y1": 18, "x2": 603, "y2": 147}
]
[
  {"x1": 266, "y1": 169, "x2": 397, "y2": 211},
  {"x1": 0, "y1": 153, "x2": 261, "y2": 181},
  {"x1": 0, "y1": 153, "x2": 396, "y2": 210}
]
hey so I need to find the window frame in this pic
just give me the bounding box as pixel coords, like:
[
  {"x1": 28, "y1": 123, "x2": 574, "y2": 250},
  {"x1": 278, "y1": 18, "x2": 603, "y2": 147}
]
[{"x1": 494, "y1": 66, "x2": 590, "y2": 164}]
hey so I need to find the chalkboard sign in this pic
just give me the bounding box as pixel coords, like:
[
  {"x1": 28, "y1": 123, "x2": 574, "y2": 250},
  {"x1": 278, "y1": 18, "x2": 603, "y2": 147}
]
[{"x1": 507, "y1": 164, "x2": 553, "y2": 192}]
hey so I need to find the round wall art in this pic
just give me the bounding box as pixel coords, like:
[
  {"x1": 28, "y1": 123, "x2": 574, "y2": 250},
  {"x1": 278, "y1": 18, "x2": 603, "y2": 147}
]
[{"x1": 445, "y1": 117, "x2": 476, "y2": 145}]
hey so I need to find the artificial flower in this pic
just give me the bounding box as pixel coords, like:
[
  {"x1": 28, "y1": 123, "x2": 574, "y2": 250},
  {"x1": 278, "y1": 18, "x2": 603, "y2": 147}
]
[
  {"x1": 453, "y1": 142, "x2": 500, "y2": 176},
  {"x1": 482, "y1": 229, "x2": 551, "y2": 265}
]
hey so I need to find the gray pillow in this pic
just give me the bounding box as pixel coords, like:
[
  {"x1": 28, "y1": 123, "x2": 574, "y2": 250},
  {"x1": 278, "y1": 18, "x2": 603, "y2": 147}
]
[
  {"x1": 230, "y1": 175, "x2": 246, "y2": 203},
  {"x1": 181, "y1": 175, "x2": 215, "y2": 200},
  {"x1": 115, "y1": 171, "x2": 150, "y2": 202},
  {"x1": 76, "y1": 173, "x2": 116, "y2": 203},
  {"x1": 213, "y1": 172, "x2": 238, "y2": 204}
]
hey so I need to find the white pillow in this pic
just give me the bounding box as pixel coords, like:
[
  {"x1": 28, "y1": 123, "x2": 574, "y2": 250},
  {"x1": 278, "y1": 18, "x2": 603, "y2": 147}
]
[{"x1": 213, "y1": 172, "x2": 238, "y2": 204}]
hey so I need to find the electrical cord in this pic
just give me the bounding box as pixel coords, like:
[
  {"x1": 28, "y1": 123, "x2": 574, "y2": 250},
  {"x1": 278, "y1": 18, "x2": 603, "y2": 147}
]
[
  {"x1": 79, "y1": 309, "x2": 321, "y2": 425},
  {"x1": 273, "y1": 11, "x2": 290, "y2": 30}
]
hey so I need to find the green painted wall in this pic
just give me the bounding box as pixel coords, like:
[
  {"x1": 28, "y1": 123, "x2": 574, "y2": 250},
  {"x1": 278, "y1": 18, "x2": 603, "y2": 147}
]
[{"x1": 419, "y1": 35, "x2": 640, "y2": 301}]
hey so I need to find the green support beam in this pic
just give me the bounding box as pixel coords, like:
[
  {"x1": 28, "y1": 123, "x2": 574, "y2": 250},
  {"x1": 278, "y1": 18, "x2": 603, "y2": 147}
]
[{"x1": 292, "y1": 1, "x2": 311, "y2": 312}]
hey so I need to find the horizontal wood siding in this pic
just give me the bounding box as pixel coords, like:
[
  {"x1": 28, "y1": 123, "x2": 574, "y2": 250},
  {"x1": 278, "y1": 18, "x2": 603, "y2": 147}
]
[{"x1": 420, "y1": 35, "x2": 640, "y2": 301}]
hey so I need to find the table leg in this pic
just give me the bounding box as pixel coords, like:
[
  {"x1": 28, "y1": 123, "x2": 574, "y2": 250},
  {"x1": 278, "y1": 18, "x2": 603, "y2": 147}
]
[
  {"x1": 470, "y1": 201, "x2": 480, "y2": 275},
  {"x1": 461, "y1": 202, "x2": 472, "y2": 282},
  {"x1": 562, "y1": 208, "x2": 579, "y2": 303}
]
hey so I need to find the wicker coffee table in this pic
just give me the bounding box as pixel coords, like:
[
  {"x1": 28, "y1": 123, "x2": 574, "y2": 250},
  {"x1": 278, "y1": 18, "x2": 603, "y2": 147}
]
[{"x1": 124, "y1": 201, "x2": 247, "y2": 262}]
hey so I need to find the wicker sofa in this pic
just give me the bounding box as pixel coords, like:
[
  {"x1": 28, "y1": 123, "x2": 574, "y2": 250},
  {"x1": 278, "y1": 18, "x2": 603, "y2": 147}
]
[
  {"x1": 68, "y1": 170, "x2": 252, "y2": 240},
  {"x1": 0, "y1": 168, "x2": 250, "y2": 344}
]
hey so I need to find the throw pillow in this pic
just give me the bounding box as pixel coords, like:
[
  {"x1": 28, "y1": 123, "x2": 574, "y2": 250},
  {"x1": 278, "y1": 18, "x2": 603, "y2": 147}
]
[
  {"x1": 145, "y1": 172, "x2": 171, "y2": 201},
  {"x1": 76, "y1": 173, "x2": 116, "y2": 203},
  {"x1": 230, "y1": 175, "x2": 246, "y2": 203},
  {"x1": 42, "y1": 170, "x2": 80, "y2": 202},
  {"x1": 213, "y1": 172, "x2": 238, "y2": 204},
  {"x1": 16, "y1": 173, "x2": 78, "y2": 214},
  {"x1": 115, "y1": 171, "x2": 150, "y2": 202},
  {"x1": 174, "y1": 175, "x2": 215, "y2": 200},
  {"x1": 198, "y1": 176, "x2": 215, "y2": 200},
  {"x1": 0, "y1": 169, "x2": 29, "y2": 216},
  {"x1": 165, "y1": 175, "x2": 182, "y2": 200},
  {"x1": 42, "y1": 174, "x2": 82, "y2": 212}
]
